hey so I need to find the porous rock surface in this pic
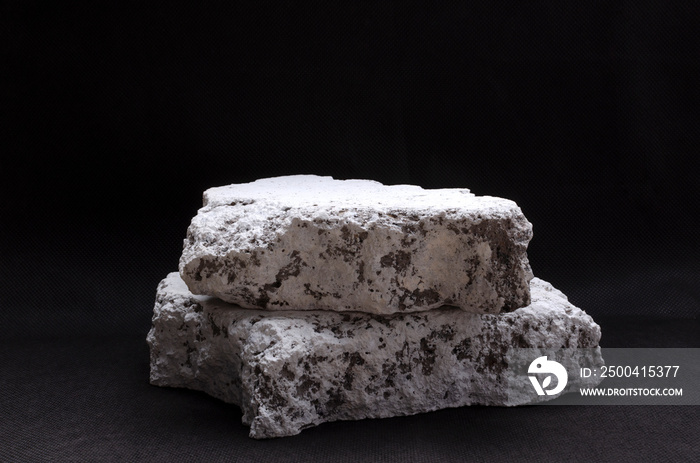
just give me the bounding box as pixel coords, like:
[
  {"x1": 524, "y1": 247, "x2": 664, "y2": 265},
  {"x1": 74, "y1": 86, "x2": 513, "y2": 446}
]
[
  {"x1": 179, "y1": 175, "x2": 533, "y2": 314},
  {"x1": 148, "y1": 272, "x2": 602, "y2": 439}
]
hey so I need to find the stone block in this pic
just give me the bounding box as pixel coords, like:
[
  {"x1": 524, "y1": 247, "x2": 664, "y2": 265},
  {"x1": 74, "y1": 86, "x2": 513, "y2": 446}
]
[
  {"x1": 180, "y1": 175, "x2": 533, "y2": 314},
  {"x1": 148, "y1": 273, "x2": 601, "y2": 439}
]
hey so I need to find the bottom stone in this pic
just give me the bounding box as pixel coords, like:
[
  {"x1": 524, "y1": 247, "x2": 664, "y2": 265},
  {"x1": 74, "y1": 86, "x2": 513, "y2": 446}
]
[{"x1": 148, "y1": 273, "x2": 602, "y2": 439}]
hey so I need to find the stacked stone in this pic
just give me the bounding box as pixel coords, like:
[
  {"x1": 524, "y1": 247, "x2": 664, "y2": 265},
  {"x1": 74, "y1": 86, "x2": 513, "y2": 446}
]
[{"x1": 148, "y1": 176, "x2": 602, "y2": 439}]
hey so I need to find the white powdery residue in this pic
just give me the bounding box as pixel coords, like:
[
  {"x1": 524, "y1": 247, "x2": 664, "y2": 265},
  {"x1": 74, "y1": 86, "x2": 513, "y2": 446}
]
[{"x1": 203, "y1": 175, "x2": 487, "y2": 211}]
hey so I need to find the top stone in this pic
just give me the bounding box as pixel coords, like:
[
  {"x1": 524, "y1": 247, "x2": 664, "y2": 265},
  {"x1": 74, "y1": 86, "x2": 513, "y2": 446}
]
[{"x1": 180, "y1": 175, "x2": 533, "y2": 314}]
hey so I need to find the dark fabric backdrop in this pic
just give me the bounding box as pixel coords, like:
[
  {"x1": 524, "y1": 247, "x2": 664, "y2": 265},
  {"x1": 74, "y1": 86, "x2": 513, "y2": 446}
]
[{"x1": 2, "y1": 2, "x2": 699, "y2": 461}]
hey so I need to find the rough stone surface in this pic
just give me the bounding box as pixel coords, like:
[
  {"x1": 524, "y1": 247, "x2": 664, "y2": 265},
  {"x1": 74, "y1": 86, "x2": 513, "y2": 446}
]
[
  {"x1": 179, "y1": 175, "x2": 533, "y2": 314},
  {"x1": 148, "y1": 273, "x2": 602, "y2": 439}
]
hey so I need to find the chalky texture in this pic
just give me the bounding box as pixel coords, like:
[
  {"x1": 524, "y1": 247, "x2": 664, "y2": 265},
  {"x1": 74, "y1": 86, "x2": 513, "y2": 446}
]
[
  {"x1": 148, "y1": 273, "x2": 602, "y2": 439},
  {"x1": 180, "y1": 175, "x2": 533, "y2": 314}
]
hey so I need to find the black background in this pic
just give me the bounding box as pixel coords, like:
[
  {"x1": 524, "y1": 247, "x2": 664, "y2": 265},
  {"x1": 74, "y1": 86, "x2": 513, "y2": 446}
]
[{"x1": 2, "y1": 2, "x2": 699, "y2": 461}]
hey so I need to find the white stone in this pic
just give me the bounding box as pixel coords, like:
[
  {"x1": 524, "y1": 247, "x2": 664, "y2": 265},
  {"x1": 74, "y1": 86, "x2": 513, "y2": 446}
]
[
  {"x1": 148, "y1": 273, "x2": 602, "y2": 439},
  {"x1": 179, "y1": 175, "x2": 533, "y2": 314}
]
